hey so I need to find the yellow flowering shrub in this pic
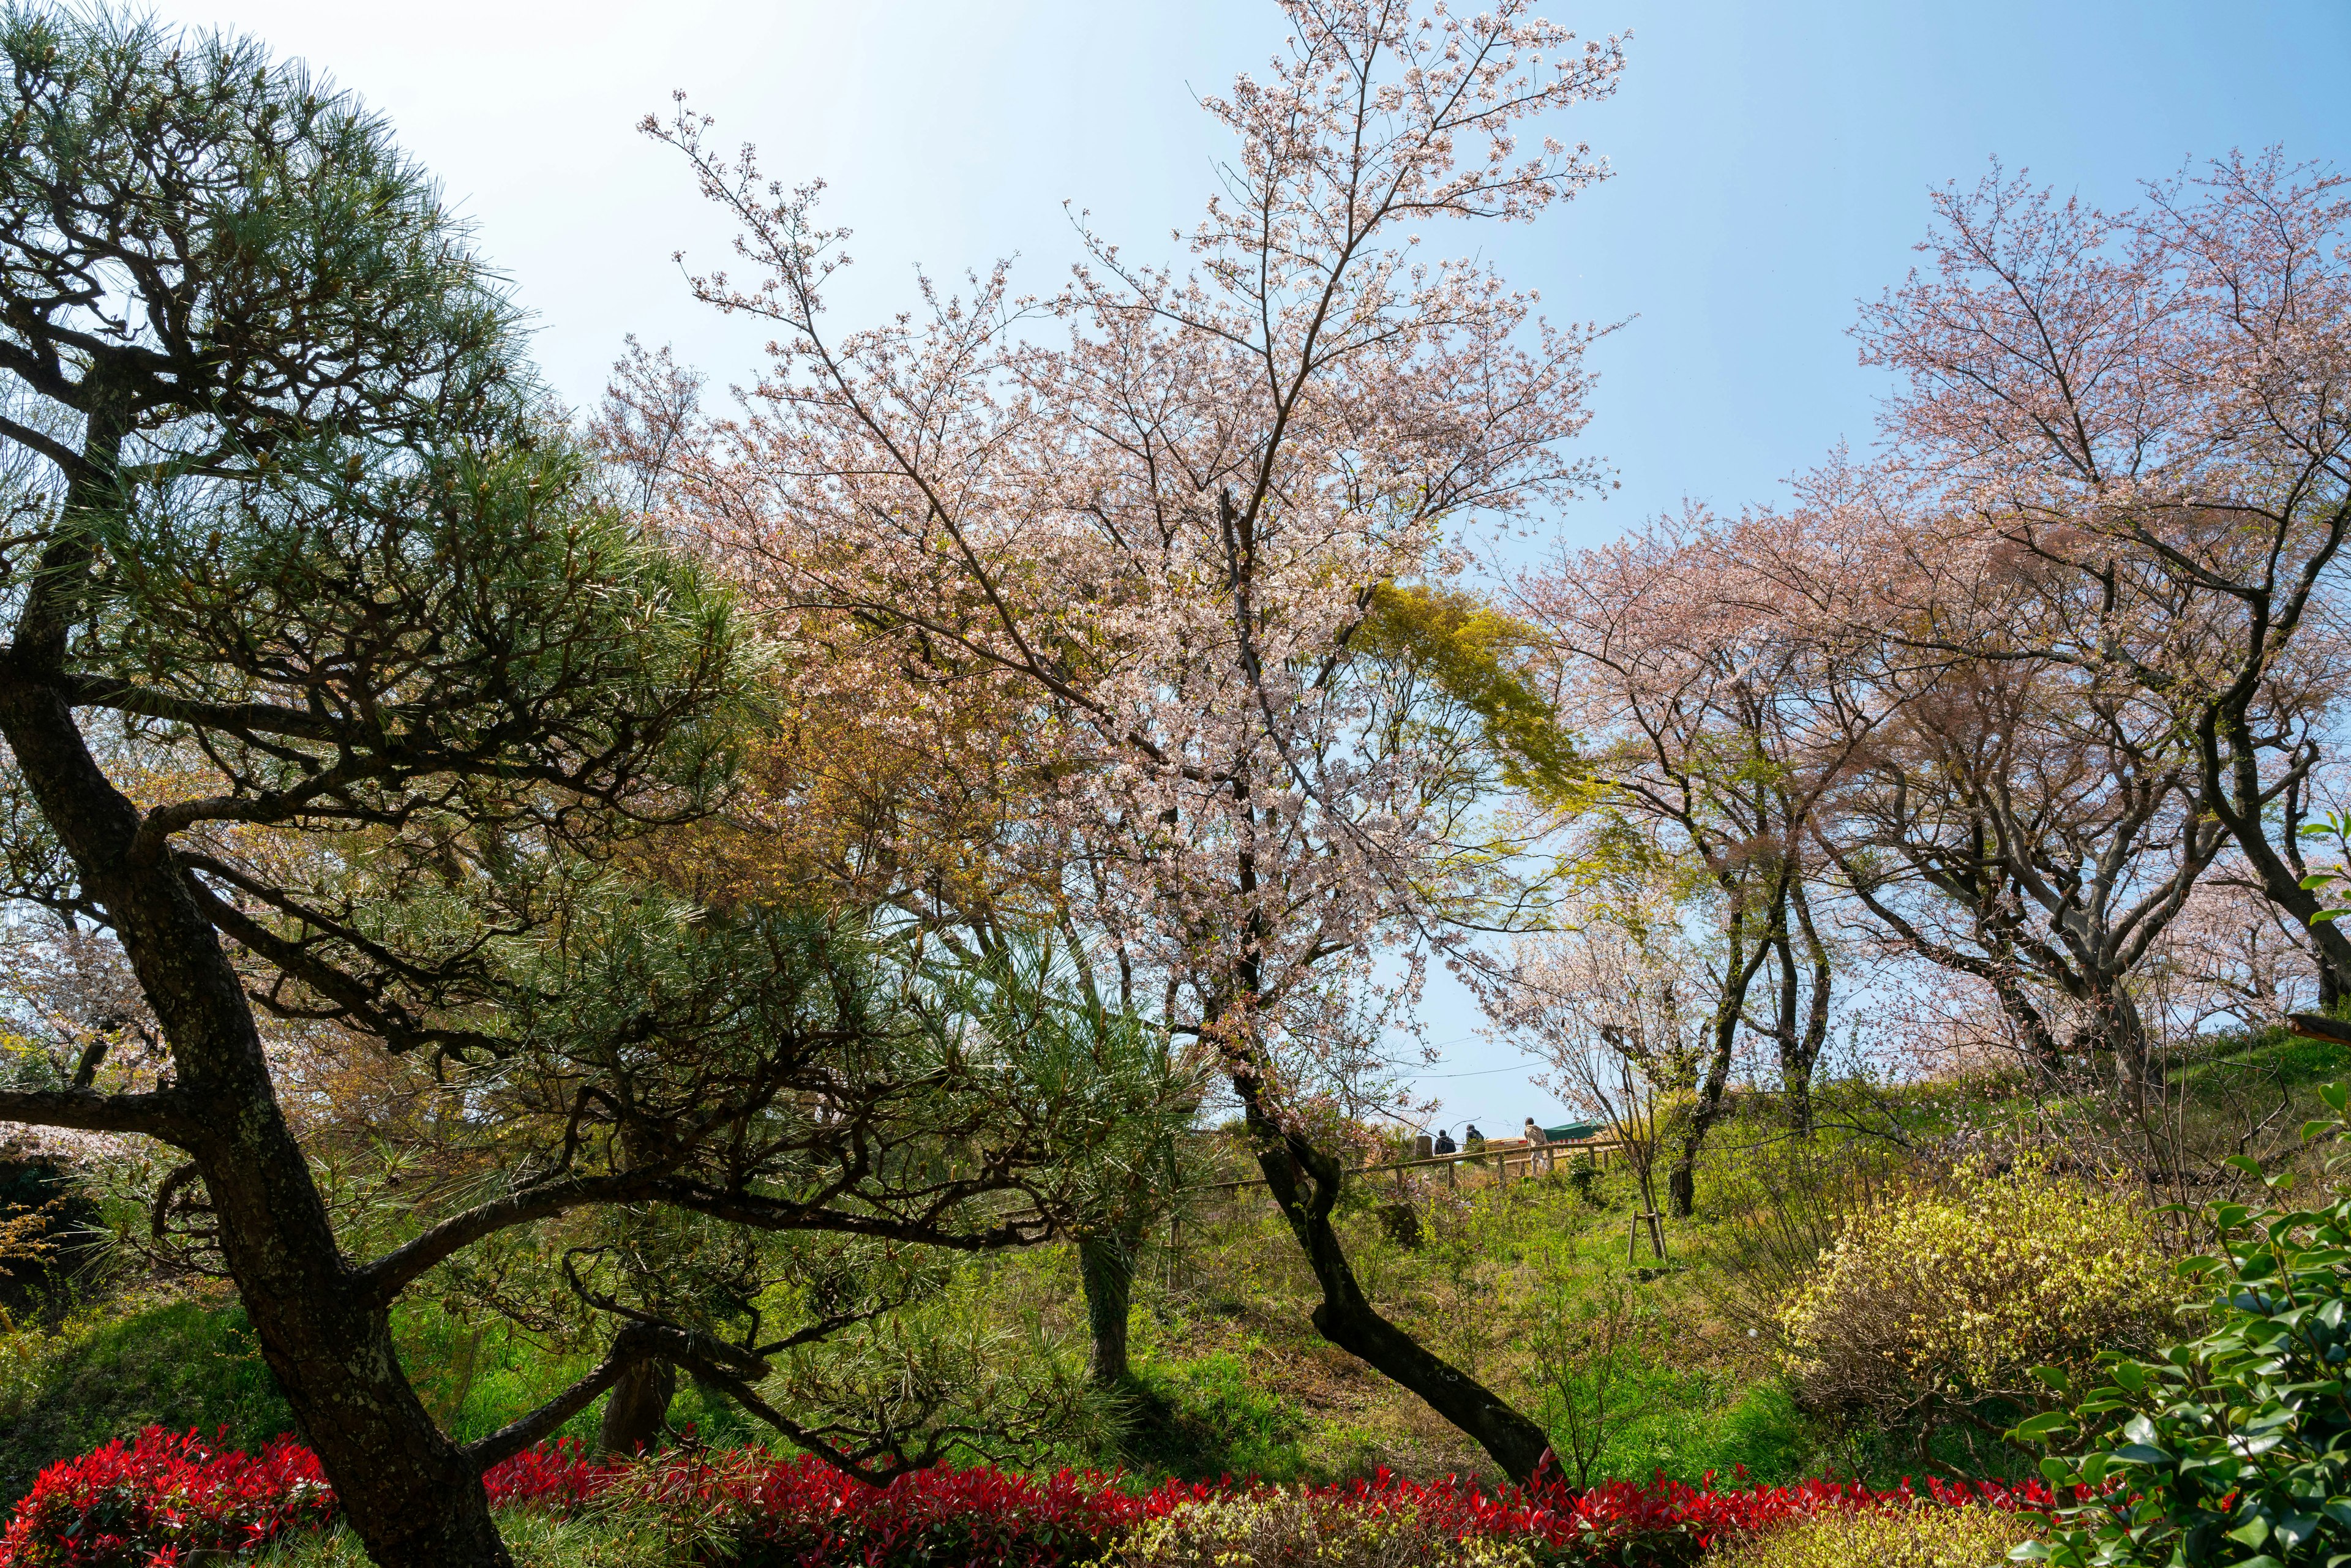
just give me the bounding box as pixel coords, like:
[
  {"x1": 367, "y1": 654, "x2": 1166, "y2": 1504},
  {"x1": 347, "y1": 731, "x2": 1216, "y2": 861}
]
[
  {"x1": 1103, "y1": 1493, "x2": 1537, "y2": 1568},
  {"x1": 1714, "y1": 1502, "x2": 2038, "y2": 1568},
  {"x1": 1777, "y1": 1159, "x2": 2177, "y2": 1435}
]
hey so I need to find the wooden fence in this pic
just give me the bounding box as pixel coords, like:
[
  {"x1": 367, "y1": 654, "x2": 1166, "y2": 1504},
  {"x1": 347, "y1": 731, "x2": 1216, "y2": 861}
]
[{"x1": 1199, "y1": 1135, "x2": 1622, "y2": 1196}]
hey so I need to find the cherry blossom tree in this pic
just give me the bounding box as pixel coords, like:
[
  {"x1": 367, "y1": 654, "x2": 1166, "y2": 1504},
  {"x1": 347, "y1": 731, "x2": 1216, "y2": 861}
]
[
  {"x1": 1855, "y1": 152, "x2": 2351, "y2": 1002},
  {"x1": 639, "y1": 0, "x2": 1625, "y2": 1481},
  {"x1": 1510, "y1": 514, "x2": 1872, "y2": 1204},
  {"x1": 1488, "y1": 879, "x2": 1699, "y2": 1251},
  {"x1": 1720, "y1": 474, "x2": 2232, "y2": 1097}
]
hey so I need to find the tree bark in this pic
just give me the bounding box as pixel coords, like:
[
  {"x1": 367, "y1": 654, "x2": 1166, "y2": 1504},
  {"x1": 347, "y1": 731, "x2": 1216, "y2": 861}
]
[
  {"x1": 1076, "y1": 1232, "x2": 1138, "y2": 1387},
  {"x1": 1778, "y1": 883, "x2": 1833, "y2": 1137},
  {"x1": 598, "y1": 1358, "x2": 676, "y2": 1458},
  {"x1": 2203, "y1": 715, "x2": 2351, "y2": 1000},
  {"x1": 1669, "y1": 940, "x2": 1748, "y2": 1220}
]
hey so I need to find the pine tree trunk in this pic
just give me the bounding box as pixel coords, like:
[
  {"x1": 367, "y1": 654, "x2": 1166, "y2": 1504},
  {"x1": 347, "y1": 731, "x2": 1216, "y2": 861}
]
[
  {"x1": 0, "y1": 475, "x2": 518, "y2": 1564},
  {"x1": 599, "y1": 1358, "x2": 676, "y2": 1457},
  {"x1": 1076, "y1": 1232, "x2": 1138, "y2": 1387}
]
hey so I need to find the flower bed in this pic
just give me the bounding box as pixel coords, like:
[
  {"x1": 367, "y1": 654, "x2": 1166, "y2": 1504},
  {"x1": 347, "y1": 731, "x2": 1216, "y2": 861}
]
[{"x1": 0, "y1": 1429, "x2": 2058, "y2": 1567}]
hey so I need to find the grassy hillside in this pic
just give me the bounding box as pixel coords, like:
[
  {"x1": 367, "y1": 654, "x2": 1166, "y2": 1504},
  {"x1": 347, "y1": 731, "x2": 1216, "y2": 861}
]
[{"x1": 1, "y1": 1040, "x2": 2342, "y2": 1504}]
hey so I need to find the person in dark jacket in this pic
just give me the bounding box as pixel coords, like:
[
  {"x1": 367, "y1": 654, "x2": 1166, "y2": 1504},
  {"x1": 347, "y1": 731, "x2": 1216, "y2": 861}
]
[{"x1": 1433, "y1": 1128, "x2": 1457, "y2": 1155}]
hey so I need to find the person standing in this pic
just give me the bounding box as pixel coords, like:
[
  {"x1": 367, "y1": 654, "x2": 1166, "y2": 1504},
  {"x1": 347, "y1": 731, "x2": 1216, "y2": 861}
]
[{"x1": 1523, "y1": 1117, "x2": 1551, "y2": 1176}]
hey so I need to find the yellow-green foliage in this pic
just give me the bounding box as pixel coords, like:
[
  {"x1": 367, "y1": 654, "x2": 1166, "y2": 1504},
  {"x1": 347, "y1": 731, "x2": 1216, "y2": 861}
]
[
  {"x1": 1355, "y1": 584, "x2": 1585, "y2": 808},
  {"x1": 255, "y1": 1510, "x2": 692, "y2": 1568},
  {"x1": 1777, "y1": 1158, "x2": 2177, "y2": 1425},
  {"x1": 1717, "y1": 1503, "x2": 2038, "y2": 1568},
  {"x1": 1103, "y1": 1493, "x2": 1536, "y2": 1568}
]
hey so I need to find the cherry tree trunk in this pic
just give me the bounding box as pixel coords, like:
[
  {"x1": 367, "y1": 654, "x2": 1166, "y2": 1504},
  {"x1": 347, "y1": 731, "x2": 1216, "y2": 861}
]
[{"x1": 1240, "y1": 1084, "x2": 1551, "y2": 1484}]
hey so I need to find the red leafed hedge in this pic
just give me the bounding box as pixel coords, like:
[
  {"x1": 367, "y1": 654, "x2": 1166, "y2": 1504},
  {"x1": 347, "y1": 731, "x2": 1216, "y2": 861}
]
[
  {"x1": 626, "y1": 1450, "x2": 1170, "y2": 1566},
  {"x1": 0, "y1": 1430, "x2": 612, "y2": 1567},
  {"x1": 0, "y1": 1428, "x2": 2058, "y2": 1568},
  {"x1": 0, "y1": 1428, "x2": 332, "y2": 1568},
  {"x1": 1537, "y1": 1471, "x2": 2058, "y2": 1564}
]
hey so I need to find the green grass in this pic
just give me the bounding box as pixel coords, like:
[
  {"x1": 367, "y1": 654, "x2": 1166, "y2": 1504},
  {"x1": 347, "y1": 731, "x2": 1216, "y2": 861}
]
[
  {"x1": 388, "y1": 1305, "x2": 756, "y2": 1452},
  {"x1": 0, "y1": 1292, "x2": 294, "y2": 1503},
  {"x1": 1119, "y1": 1348, "x2": 1311, "y2": 1480}
]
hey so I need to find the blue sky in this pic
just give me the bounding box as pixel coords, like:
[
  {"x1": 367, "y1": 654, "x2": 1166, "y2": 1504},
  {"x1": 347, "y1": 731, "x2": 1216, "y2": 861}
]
[{"x1": 146, "y1": 0, "x2": 2351, "y2": 1130}]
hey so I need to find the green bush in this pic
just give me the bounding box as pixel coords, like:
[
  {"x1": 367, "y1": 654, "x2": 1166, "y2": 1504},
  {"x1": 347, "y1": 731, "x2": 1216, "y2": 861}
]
[
  {"x1": 2018, "y1": 1083, "x2": 2351, "y2": 1567},
  {"x1": 1716, "y1": 1503, "x2": 2037, "y2": 1567}
]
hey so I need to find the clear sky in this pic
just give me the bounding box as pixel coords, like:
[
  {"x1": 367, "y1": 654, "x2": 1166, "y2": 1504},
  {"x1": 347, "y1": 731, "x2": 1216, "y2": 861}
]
[{"x1": 140, "y1": 0, "x2": 2351, "y2": 1131}]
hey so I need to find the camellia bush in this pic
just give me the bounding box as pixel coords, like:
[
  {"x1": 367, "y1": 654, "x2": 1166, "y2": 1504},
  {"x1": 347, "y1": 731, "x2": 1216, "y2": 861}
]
[
  {"x1": 2015, "y1": 1084, "x2": 2351, "y2": 1567},
  {"x1": 1777, "y1": 1157, "x2": 2181, "y2": 1450}
]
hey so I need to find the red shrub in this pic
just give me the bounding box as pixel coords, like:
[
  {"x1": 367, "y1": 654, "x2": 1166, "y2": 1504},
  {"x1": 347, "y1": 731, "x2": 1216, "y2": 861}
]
[
  {"x1": 481, "y1": 1438, "x2": 614, "y2": 1516},
  {"x1": 617, "y1": 1450, "x2": 1165, "y2": 1567},
  {"x1": 1536, "y1": 1469, "x2": 2059, "y2": 1563},
  {"x1": 0, "y1": 1430, "x2": 2059, "y2": 1568},
  {"x1": 1103, "y1": 1468, "x2": 2054, "y2": 1567},
  {"x1": 0, "y1": 1428, "x2": 332, "y2": 1568}
]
